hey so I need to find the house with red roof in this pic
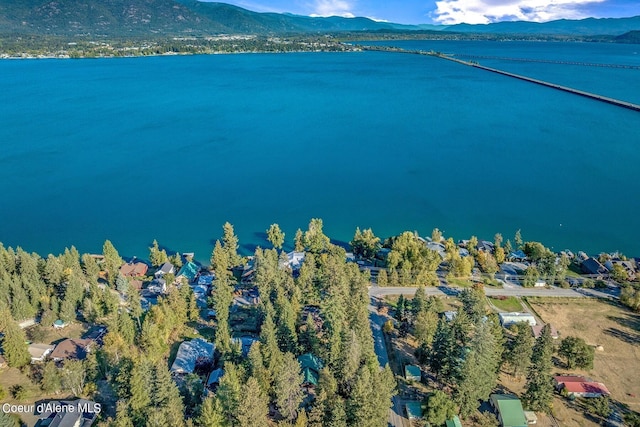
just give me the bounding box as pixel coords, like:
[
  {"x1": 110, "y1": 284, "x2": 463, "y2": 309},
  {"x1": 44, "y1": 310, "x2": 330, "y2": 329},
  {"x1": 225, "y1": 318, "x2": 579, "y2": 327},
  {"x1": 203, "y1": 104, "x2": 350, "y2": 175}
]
[{"x1": 554, "y1": 375, "x2": 610, "y2": 398}]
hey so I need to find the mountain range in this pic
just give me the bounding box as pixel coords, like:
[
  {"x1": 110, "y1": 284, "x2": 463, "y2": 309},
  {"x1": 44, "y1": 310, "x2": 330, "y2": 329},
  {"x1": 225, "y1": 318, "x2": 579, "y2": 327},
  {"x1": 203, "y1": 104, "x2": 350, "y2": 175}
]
[{"x1": 0, "y1": 0, "x2": 638, "y2": 37}]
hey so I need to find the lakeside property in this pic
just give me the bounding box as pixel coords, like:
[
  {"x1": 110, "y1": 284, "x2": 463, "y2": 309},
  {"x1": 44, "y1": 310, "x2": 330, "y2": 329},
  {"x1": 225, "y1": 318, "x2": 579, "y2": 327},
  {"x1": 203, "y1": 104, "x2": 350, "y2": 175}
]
[{"x1": 0, "y1": 221, "x2": 639, "y2": 427}]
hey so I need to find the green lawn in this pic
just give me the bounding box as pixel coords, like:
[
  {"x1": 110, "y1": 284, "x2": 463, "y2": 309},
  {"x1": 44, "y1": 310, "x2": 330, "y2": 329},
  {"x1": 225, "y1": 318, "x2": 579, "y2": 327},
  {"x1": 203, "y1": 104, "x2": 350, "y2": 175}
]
[
  {"x1": 446, "y1": 277, "x2": 474, "y2": 287},
  {"x1": 489, "y1": 296, "x2": 523, "y2": 312}
]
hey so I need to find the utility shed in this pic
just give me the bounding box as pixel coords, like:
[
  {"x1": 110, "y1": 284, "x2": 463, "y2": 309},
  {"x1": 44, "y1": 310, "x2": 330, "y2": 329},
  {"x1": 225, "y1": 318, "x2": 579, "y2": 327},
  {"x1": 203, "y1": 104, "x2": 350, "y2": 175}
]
[{"x1": 490, "y1": 394, "x2": 527, "y2": 427}]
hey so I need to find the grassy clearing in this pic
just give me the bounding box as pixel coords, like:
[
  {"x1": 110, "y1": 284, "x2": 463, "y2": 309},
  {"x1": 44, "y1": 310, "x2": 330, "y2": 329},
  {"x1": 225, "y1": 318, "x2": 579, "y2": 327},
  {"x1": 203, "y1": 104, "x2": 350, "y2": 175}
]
[
  {"x1": 488, "y1": 296, "x2": 523, "y2": 312},
  {"x1": 529, "y1": 298, "x2": 640, "y2": 411}
]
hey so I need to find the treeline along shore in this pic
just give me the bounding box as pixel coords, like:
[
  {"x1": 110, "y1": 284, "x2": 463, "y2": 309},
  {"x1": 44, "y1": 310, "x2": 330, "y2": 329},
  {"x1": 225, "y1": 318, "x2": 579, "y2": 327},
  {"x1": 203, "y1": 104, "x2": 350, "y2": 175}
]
[{"x1": 0, "y1": 219, "x2": 639, "y2": 427}]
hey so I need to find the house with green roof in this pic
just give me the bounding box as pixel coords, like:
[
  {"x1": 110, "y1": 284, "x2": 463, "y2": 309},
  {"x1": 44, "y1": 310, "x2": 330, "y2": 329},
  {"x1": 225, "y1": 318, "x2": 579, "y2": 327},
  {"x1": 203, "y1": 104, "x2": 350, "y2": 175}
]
[
  {"x1": 405, "y1": 364, "x2": 421, "y2": 382},
  {"x1": 445, "y1": 415, "x2": 463, "y2": 427},
  {"x1": 405, "y1": 401, "x2": 424, "y2": 420},
  {"x1": 298, "y1": 353, "x2": 323, "y2": 387},
  {"x1": 177, "y1": 261, "x2": 199, "y2": 283},
  {"x1": 490, "y1": 394, "x2": 527, "y2": 427}
]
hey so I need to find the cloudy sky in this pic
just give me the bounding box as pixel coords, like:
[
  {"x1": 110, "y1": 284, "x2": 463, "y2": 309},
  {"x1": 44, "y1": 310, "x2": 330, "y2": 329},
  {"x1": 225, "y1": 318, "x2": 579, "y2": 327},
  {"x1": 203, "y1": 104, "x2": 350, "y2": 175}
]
[{"x1": 209, "y1": 0, "x2": 639, "y2": 25}]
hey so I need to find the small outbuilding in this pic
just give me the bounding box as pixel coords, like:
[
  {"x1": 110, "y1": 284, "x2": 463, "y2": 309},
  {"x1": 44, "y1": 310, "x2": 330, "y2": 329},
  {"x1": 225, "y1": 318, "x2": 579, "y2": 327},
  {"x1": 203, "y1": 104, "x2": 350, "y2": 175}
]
[
  {"x1": 405, "y1": 365, "x2": 421, "y2": 382},
  {"x1": 490, "y1": 394, "x2": 527, "y2": 427},
  {"x1": 405, "y1": 401, "x2": 424, "y2": 420}
]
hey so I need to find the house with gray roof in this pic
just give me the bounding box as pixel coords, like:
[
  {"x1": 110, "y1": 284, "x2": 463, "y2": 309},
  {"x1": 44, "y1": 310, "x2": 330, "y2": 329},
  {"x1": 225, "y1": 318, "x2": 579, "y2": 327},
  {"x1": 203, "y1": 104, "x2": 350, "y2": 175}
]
[{"x1": 170, "y1": 338, "x2": 214, "y2": 375}]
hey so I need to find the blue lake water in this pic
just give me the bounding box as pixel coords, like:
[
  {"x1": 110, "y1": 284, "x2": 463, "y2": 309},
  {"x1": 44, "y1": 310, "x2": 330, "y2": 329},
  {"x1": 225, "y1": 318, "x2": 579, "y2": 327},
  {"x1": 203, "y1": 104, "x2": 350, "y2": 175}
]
[{"x1": 1, "y1": 41, "x2": 639, "y2": 261}]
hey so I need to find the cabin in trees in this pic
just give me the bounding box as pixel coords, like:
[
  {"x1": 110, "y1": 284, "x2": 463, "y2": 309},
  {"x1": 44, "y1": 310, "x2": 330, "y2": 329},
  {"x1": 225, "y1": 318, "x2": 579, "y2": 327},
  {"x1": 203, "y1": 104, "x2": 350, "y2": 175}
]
[
  {"x1": 154, "y1": 261, "x2": 175, "y2": 279},
  {"x1": 298, "y1": 353, "x2": 323, "y2": 388},
  {"x1": 554, "y1": 376, "x2": 610, "y2": 398},
  {"x1": 490, "y1": 394, "x2": 527, "y2": 427},
  {"x1": 499, "y1": 312, "x2": 537, "y2": 328},
  {"x1": 119, "y1": 261, "x2": 149, "y2": 277},
  {"x1": 282, "y1": 251, "x2": 305, "y2": 271},
  {"x1": 170, "y1": 338, "x2": 214, "y2": 375}
]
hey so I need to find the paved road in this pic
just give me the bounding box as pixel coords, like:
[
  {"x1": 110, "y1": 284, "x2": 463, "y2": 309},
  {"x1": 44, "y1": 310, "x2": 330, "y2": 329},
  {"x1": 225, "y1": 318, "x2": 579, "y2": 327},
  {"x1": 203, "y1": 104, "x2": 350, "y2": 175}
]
[
  {"x1": 368, "y1": 299, "x2": 407, "y2": 427},
  {"x1": 369, "y1": 284, "x2": 588, "y2": 299}
]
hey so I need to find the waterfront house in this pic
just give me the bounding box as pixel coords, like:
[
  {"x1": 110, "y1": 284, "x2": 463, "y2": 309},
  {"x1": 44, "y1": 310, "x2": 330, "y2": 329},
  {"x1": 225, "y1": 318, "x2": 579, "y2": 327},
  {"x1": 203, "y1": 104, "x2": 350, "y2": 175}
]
[
  {"x1": 154, "y1": 262, "x2": 175, "y2": 279},
  {"x1": 499, "y1": 312, "x2": 537, "y2": 327},
  {"x1": 50, "y1": 338, "x2": 92, "y2": 361},
  {"x1": 580, "y1": 257, "x2": 608, "y2": 277},
  {"x1": 28, "y1": 343, "x2": 55, "y2": 363},
  {"x1": 177, "y1": 261, "x2": 199, "y2": 283},
  {"x1": 426, "y1": 241, "x2": 446, "y2": 259},
  {"x1": 605, "y1": 259, "x2": 637, "y2": 280},
  {"x1": 490, "y1": 394, "x2": 527, "y2": 427},
  {"x1": 119, "y1": 261, "x2": 149, "y2": 277},
  {"x1": 477, "y1": 240, "x2": 495, "y2": 253},
  {"x1": 170, "y1": 338, "x2": 214, "y2": 375},
  {"x1": 508, "y1": 250, "x2": 528, "y2": 262}
]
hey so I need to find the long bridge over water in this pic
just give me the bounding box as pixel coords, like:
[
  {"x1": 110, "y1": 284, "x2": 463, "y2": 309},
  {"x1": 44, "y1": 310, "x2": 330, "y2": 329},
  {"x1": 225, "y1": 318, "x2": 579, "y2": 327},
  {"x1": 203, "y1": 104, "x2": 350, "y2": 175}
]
[{"x1": 361, "y1": 45, "x2": 640, "y2": 113}]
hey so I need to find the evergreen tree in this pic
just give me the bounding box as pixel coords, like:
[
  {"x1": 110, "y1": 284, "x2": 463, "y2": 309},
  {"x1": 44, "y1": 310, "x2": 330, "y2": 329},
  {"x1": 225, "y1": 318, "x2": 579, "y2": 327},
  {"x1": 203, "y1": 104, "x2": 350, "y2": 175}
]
[
  {"x1": 217, "y1": 363, "x2": 244, "y2": 426},
  {"x1": 506, "y1": 322, "x2": 534, "y2": 378},
  {"x1": 303, "y1": 218, "x2": 330, "y2": 253},
  {"x1": 114, "y1": 400, "x2": 134, "y2": 427},
  {"x1": 414, "y1": 308, "x2": 438, "y2": 348},
  {"x1": 376, "y1": 269, "x2": 388, "y2": 287},
  {"x1": 412, "y1": 285, "x2": 427, "y2": 315},
  {"x1": 129, "y1": 359, "x2": 154, "y2": 424},
  {"x1": 0, "y1": 313, "x2": 30, "y2": 368},
  {"x1": 103, "y1": 240, "x2": 123, "y2": 286},
  {"x1": 429, "y1": 318, "x2": 459, "y2": 384},
  {"x1": 197, "y1": 397, "x2": 227, "y2": 427},
  {"x1": 523, "y1": 325, "x2": 554, "y2": 413},
  {"x1": 222, "y1": 222, "x2": 241, "y2": 267},
  {"x1": 152, "y1": 362, "x2": 185, "y2": 427},
  {"x1": 454, "y1": 319, "x2": 499, "y2": 418},
  {"x1": 149, "y1": 239, "x2": 168, "y2": 267},
  {"x1": 425, "y1": 390, "x2": 457, "y2": 426},
  {"x1": 237, "y1": 377, "x2": 269, "y2": 427},
  {"x1": 275, "y1": 352, "x2": 304, "y2": 422},
  {"x1": 350, "y1": 227, "x2": 381, "y2": 260},
  {"x1": 559, "y1": 336, "x2": 594, "y2": 370},
  {"x1": 294, "y1": 229, "x2": 305, "y2": 252},
  {"x1": 41, "y1": 361, "x2": 62, "y2": 393},
  {"x1": 267, "y1": 224, "x2": 286, "y2": 249}
]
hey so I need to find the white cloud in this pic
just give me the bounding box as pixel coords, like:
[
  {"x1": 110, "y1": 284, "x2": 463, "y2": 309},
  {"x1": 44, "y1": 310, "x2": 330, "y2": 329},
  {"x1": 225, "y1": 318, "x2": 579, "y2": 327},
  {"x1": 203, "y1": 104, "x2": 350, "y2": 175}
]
[
  {"x1": 432, "y1": 0, "x2": 606, "y2": 24},
  {"x1": 311, "y1": 0, "x2": 356, "y2": 17}
]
